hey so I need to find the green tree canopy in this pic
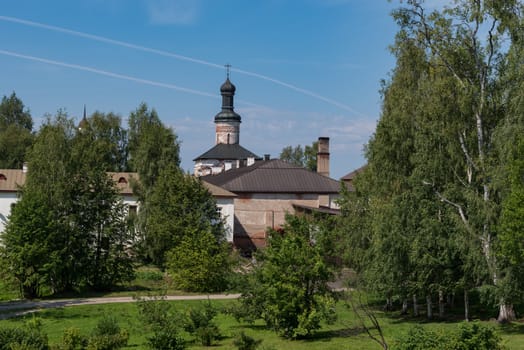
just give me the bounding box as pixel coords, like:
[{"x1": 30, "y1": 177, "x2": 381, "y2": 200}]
[
  {"x1": 279, "y1": 141, "x2": 318, "y2": 171},
  {"x1": 0, "y1": 92, "x2": 33, "y2": 168},
  {"x1": 238, "y1": 214, "x2": 336, "y2": 338}
]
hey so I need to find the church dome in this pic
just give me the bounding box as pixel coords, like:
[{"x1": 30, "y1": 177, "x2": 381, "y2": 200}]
[{"x1": 220, "y1": 78, "x2": 236, "y2": 94}]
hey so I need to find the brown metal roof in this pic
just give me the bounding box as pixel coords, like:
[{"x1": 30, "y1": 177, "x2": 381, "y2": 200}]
[
  {"x1": 202, "y1": 180, "x2": 237, "y2": 198},
  {"x1": 202, "y1": 159, "x2": 343, "y2": 194},
  {"x1": 0, "y1": 170, "x2": 139, "y2": 196},
  {"x1": 340, "y1": 164, "x2": 367, "y2": 191},
  {"x1": 340, "y1": 164, "x2": 367, "y2": 181},
  {"x1": 193, "y1": 143, "x2": 261, "y2": 161},
  {"x1": 0, "y1": 169, "x2": 26, "y2": 192}
]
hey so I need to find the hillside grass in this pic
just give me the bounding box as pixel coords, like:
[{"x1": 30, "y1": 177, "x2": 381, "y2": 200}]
[
  {"x1": 2, "y1": 298, "x2": 524, "y2": 349},
  {"x1": 1, "y1": 266, "x2": 524, "y2": 349}
]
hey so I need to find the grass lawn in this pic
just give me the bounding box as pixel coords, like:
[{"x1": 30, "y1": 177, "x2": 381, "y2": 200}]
[{"x1": 2, "y1": 299, "x2": 524, "y2": 349}]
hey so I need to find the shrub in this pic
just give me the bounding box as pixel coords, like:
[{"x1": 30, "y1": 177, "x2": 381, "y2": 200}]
[
  {"x1": 393, "y1": 325, "x2": 443, "y2": 350},
  {"x1": 233, "y1": 332, "x2": 263, "y2": 350},
  {"x1": 86, "y1": 316, "x2": 128, "y2": 350},
  {"x1": 237, "y1": 215, "x2": 337, "y2": 339},
  {"x1": 135, "y1": 296, "x2": 186, "y2": 350},
  {"x1": 146, "y1": 324, "x2": 185, "y2": 350},
  {"x1": 167, "y1": 229, "x2": 231, "y2": 293},
  {"x1": 56, "y1": 327, "x2": 87, "y2": 350},
  {"x1": 449, "y1": 322, "x2": 504, "y2": 350},
  {"x1": 0, "y1": 318, "x2": 49, "y2": 350},
  {"x1": 183, "y1": 301, "x2": 220, "y2": 346},
  {"x1": 393, "y1": 323, "x2": 505, "y2": 350}
]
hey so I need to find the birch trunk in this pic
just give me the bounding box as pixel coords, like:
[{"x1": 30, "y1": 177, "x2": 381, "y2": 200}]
[
  {"x1": 401, "y1": 299, "x2": 408, "y2": 315},
  {"x1": 412, "y1": 294, "x2": 418, "y2": 317},
  {"x1": 497, "y1": 302, "x2": 516, "y2": 323},
  {"x1": 426, "y1": 294, "x2": 433, "y2": 320},
  {"x1": 464, "y1": 289, "x2": 469, "y2": 322},
  {"x1": 438, "y1": 290, "x2": 445, "y2": 318}
]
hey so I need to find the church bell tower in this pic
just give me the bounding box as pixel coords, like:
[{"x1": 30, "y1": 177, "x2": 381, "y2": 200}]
[{"x1": 214, "y1": 65, "x2": 241, "y2": 145}]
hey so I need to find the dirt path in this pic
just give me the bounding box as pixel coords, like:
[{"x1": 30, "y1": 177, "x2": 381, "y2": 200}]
[{"x1": 0, "y1": 293, "x2": 241, "y2": 320}]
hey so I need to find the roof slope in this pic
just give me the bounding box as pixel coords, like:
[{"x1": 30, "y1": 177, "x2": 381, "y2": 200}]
[
  {"x1": 202, "y1": 180, "x2": 237, "y2": 198},
  {"x1": 340, "y1": 164, "x2": 367, "y2": 181},
  {"x1": 193, "y1": 143, "x2": 261, "y2": 161},
  {"x1": 202, "y1": 159, "x2": 342, "y2": 194},
  {"x1": 0, "y1": 169, "x2": 26, "y2": 192},
  {"x1": 0, "y1": 170, "x2": 138, "y2": 196}
]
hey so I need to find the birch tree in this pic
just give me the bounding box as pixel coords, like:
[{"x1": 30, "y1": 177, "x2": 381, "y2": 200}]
[{"x1": 392, "y1": 0, "x2": 521, "y2": 321}]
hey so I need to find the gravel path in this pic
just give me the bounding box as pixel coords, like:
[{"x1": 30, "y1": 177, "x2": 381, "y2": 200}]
[{"x1": 0, "y1": 293, "x2": 241, "y2": 320}]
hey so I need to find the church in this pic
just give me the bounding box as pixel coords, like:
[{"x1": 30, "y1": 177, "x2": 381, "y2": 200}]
[
  {"x1": 197, "y1": 76, "x2": 345, "y2": 252},
  {"x1": 193, "y1": 71, "x2": 262, "y2": 177}
]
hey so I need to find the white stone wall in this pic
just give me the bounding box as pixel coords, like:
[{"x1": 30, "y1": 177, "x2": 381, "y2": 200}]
[
  {"x1": 0, "y1": 192, "x2": 139, "y2": 235},
  {"x1": 216, "y1": 197, "x2": 235, "y2": 242},
  {"x1": 0, "y1": 192, "x2": 17, "y2": 234}
]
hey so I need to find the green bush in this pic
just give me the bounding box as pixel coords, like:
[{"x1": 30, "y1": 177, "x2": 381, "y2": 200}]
[
  {"x1": 86, "y1": 316, "x2": 128, "y2": 350},
  {"x1": 449, "y1": 322, "x2": 504, "y2": 350},
  {"x1": 167, "y1": 229, "x2": 231, "y2": 293},
  {"x1": 183, "y1": 301, "x2": 220, "y2": 346},
  {"x1": 233, "y1": 332, "x2": 263, "y2": 350},
  {"x1": 146, "y1": 324, "x2": 185, "y2": 350},
  {"x1": 0, "y1": 318, "x2": 49, "y2": 350},
  {"x1": 135, "y1": 296, "x2": 186, "y2": 350},
  {"x1": 393, "y1": 323, "x2": 504, "y2": 350},
  {"x1": 393, "y1": 325, "x2": 443, "y2": 350},
  {"x1": 56, "y1": 327, "x2": 87, "y2": 350}
]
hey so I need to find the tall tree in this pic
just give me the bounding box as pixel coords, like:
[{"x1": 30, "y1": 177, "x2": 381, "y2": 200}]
[
  {"x1": 127, "y1": 103, "x2": 181, "y2": 264},
  {"x1": 145, "y1": 163, "x2": 224, "y2": 267},
  {"x1": 1, "y1": 111, "x2": 134, "y2": 296},
  {"x1": 279, "y1": 141, "x2": 318, "y2": 171},
  {"x1": 0, "y1": 92, "x2": 33, "y2": 169},
  {"x1": 82, "y1": 111, "x2": 129, "y2": 172},
  {"x1": 391, "y1": 0, "x2": 521, "y2": 322},
  {"x1": 237, "y1": 214, "x2": 336, "y2": 339}
]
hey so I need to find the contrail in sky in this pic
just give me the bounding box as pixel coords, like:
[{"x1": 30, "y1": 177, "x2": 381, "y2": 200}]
[
  {"x1": 0, "y1": 15, "x2": 361, "y2": 115},
  {"x1": 0, "y1": 49, "x2": 262, "y2": 108}
]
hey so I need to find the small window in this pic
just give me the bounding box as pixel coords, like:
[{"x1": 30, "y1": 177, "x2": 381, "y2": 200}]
[
  {"x1": 118, "y1": 177, "x2": 128, "y2": 184},
  {"x1": 0, "y1": 174, "x2": 6, "y2": 181}
]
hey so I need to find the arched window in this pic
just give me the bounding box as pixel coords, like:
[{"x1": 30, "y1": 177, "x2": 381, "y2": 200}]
[
  {"x1": 118, "y1": 177, "x2": 128, "y2": 184},
  {"x1": 0, "y1": 174, "x2": 6, "y2": 181}
]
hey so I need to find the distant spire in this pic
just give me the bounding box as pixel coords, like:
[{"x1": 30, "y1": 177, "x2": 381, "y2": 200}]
[{"x1": 78, "y1": 105, "x2": 88, "y2": 131}]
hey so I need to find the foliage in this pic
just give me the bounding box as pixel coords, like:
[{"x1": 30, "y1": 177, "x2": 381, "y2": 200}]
[
  {"x1": 183, "y1": 301, "x2": 220, "y2": 346},
  {"x1": 233, "y1": 332, "x2": 263, "y2": 350},
  {"x1": 0, "y1": 92, "x2": 33, "y2": 169},
  {"x1": 1, "y1": 191, "x2": 58, "y2": 298},
  {"x1": 145, "y1": 163, "x2": 225, "y2": 268},
  {"x1": 86, "y1": 316, "x2": 129, "y2": 350},
  {"x1": 167, "y1": 228, "x2": 231, "y2": 293},
  {"x1": 279, "y1": 141, "x2": 318, "y2": 171},
  {"x1": 128, "y1": 102, "x2": 180, "y2": 191},
  {"x1": 393, "y1": 323, "x2": 504, "y2": 350},
  {"x1": 135, "y1": 296, "x2": 185, "y2": 350},
  {"x1": 238, "y1": 214, "x2": 337, "y2": 339},
  {"x1": 56, "y1": 328, "x2": 87, "y2": 350},
  {"x1": 82, "y1": 111, "x2": 129, "y2": 172},
  {"x1": 0, "y1": 111, "x2": 134, "y2": 297},
  {"x1": 337, "y1": 0, "x2": 524, "y2": 322},
  {"x1": 0, "y1": 317, "x2": 49, "y2": 350}
]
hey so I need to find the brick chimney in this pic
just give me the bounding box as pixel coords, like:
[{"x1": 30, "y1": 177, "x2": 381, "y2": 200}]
[{"x1": 317, "y1": 137, "x2": 330, "y2": 177}]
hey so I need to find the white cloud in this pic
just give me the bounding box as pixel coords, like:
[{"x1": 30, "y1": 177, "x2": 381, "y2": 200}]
[{"x1": 145, "y1": 0, "x2": 200, "y2": 25}]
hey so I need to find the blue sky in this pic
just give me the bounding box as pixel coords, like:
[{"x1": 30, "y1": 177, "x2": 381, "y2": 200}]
[{"x1": 0, "y1": 0, "x2": 412, "y2": 178}]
